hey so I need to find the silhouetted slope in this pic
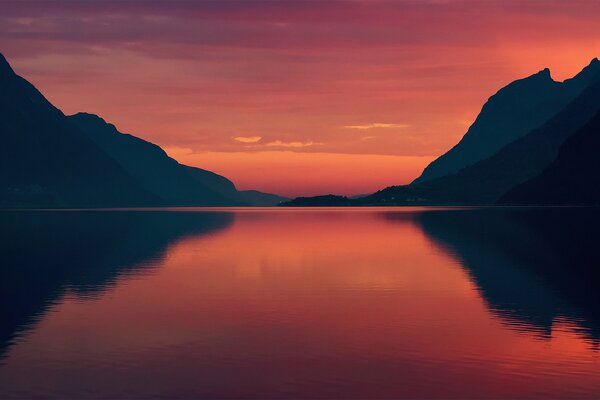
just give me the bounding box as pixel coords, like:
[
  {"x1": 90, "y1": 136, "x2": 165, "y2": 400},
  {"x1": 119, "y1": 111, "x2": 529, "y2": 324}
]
[
  {"x1": 282, "y1": 195, "x2": 352, "y2": 206},
  {"x1": 499, "y1": 111, "x2": 600, "y2": 205},
  {"x1": 0, "y1": 210, "x2": 234, "y2": 359},
  {"x1": 0, "y1": 53, "x2": 158, "y2": 207},
  {"x1": 238, "y1": 190, "x2": 289, "y2": 206},
  {"x1": 416, "y1": 208, "x2": 600, "y2": 341},
  {"x1": 69, "y1": 113, "x2": 243, "y2": 206},
  {"x1": 0, "y1": 52, "x2": 285, "y2": 207},
  {"x1": 362, "y1": 76, "x2": 600, "y2": 205},
  {"x1": 414, "y1": 58, "x2": 600, "y2": 183},
  {"x1": 281, "y1": 59, "x2": 600, "y2": 207}
]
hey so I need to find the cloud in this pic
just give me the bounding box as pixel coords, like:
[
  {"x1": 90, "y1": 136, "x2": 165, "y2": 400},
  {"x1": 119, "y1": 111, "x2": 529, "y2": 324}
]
[
  {"x1": 265, "y1": 140, "x2": 323, "y2": 148},
  {"x1": 360, "y1": 136, "x2": 375, "y2": 141},
  {"x1": 234, "y1": 136, "x2": 262, "y2": 143},
  {"x1": 343, "y1": 123, "x2": 411, "y2": 130}
]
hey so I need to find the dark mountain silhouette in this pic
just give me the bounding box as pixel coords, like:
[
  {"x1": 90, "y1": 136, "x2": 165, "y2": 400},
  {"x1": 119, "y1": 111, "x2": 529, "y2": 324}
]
[
  {"x1": 237, "y1": 189, "x2": 288, "y2": 206},
  {"x1": 0, "y1": 53, "x2": 285, "y2": 207},
  {"x1": 69, "y1": 113, "x2": 243, "y2": 206},
  {"x1": 499, "y1": 111, "x2": 600, "y2": 205},
  {"x1": 363, "y1": 75, "x2": 600, "y2": 205},
  {"x1": 414, "y1": 58, "x2": 600, "y2": 183},
  {"x1": 284, "y1": 59, "x2": 600, "y2": 207},
  {"x1": 0, "y1": 53, "x2": 158, "y2": 208},
  {"x1": 0, "y1": 210, "x2": 234, "y2": 359},
  {"x1": 70, "y1": 113, "x2": 287, "y2": 206},
  {"x1": 282, "y1": 194, "x2": 352, "y2": 206},
  {"x1": 415, "y1": 208, "x2": 600, "y2": 343}
]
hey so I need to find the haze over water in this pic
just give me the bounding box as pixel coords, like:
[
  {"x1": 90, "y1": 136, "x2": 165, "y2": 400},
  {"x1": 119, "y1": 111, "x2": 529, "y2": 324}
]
[{"x1": 1, "y1": 207, "x2": 599, "y2": 399}]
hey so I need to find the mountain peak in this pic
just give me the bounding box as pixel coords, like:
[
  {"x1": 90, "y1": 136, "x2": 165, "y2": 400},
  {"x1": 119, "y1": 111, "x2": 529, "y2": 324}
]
[
  {"x1": 535, "y1": 67, "x2": 552, "y2": 80},
  {"x1": 563, "y1": 56, "x2": 600, "y2": 87},
  {"x1": 585, "y1": 57, "x2": 600, "y2": 73},
  {"x1": 511, "y1": 68, "x2": 554, "y2": 87},
  {"x1": 0, "y1": 52, "x2": 16, "y2": 76}
]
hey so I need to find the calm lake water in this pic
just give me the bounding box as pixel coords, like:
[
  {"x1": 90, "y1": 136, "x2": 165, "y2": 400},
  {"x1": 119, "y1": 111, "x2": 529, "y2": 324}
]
[{"x1": 1, "y1": 207, "x2": 600, "y2": 399}]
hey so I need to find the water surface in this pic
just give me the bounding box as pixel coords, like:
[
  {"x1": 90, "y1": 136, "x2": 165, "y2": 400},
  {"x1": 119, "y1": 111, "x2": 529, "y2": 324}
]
[{"x1": 1, "y1": 207, "x2": 599, "y2": 399}]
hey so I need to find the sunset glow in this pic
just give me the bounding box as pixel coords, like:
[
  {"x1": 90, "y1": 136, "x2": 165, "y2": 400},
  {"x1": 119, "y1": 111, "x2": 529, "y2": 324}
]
[
  {"x1": 1, "y1": 0, "x2": 599, "y2": 196},
  {"x1": 3, "y1": 209, "x2": 599, "y2": 398}
]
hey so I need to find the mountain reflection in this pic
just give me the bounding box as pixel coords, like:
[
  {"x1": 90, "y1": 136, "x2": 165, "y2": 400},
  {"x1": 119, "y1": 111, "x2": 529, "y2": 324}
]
[
  {"x1": 0, "y1": 210, "x2": 234, "y2": 359},
  {"x1": 413, "y1": 207, "x2": 600, "y2": 343}
]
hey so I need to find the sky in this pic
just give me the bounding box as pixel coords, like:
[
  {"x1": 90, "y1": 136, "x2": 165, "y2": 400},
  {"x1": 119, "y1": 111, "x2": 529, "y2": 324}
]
[{"x1": 1, "y1": 0, "x2": 599, "y2": 197}]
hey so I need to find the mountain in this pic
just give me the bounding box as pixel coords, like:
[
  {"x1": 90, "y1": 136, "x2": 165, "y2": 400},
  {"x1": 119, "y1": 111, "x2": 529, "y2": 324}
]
[
  {"x1": 0, "y1": 53, "x2": 285, "y2": 207},
  {"x1": 281, "y1": 58, "x2": 600, "y2": 207},
  {"x1": 282, "y1": 195, "x2": 352, "y2": 207},
  {"x1": 237, "y1": 190, "x2": 288, "y2": 206},
  {"x1": 68, "y1": 113, "x2": 243, "y2": 206},
  {"x1": 362, "y1": 76, "x2": 600, "y2": 205},
  {"x1": 499, "y1": 110, "x2": 600, "y2": 205},
  {"x1": 414, "y1": 58, "x2": 600, "y2": 183},
  {"x1": 0, "y1": 53, "x2": 158, "y2": 208},
  {"x1": 69, "y1": 113, "x2": 287, "y2": 206}
]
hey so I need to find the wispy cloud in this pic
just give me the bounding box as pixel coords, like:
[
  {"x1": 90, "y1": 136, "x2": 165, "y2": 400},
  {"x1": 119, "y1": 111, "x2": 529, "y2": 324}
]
[
  {"x1": 360, "y1": 136, "x2": 375, "y2": 141},
  {"x1": 343, "y1": 123, "x2": 411, "y2": 130},
  {"x1": 265, "y1": 140, "x2": 324, "y2": 148},
  {"x1": 233, "y1": 136, "x2": 262, "y2": 143}
]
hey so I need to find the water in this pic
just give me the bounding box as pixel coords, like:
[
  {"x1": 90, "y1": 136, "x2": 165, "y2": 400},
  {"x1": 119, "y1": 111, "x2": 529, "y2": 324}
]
[{"x1": 1, "y1": 207, "x2": 599, "y2": 399}]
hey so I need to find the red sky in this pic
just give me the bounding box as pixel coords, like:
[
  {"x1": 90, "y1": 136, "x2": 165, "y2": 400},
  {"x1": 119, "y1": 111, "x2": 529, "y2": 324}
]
[{"x1": 1, "y1": 0, "x2": 599, "y2": 197}]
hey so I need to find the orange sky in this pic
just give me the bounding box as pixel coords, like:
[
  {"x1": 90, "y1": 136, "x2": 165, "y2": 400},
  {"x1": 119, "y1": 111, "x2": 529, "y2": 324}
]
[{"x1": 1, "y1": 0, "x2": 599, "y2": 197}]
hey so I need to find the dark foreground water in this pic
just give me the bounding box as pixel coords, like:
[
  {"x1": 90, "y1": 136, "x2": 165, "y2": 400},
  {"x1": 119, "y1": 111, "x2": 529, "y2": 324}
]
[{"x1": 1, "y1": 207, "x2": 600, "y2": 399}]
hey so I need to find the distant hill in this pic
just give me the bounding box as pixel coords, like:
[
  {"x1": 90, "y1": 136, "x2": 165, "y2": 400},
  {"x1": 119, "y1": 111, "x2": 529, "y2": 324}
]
[
  {"x1": 499, "y1": 111, "x2": 600, "y2": 205},
  {"x1": 0, "y1": 53, "x2": 285, "y2": 208},
  {"x1": 281, "y1": 195, "x2": 352, "y2": 207},
  {"x1": 69, "y1": 113, "x2": 243, "y2": 206},
  {"x1": 70, "y1": 114, "x2": 287, "y2": 206},
  {"x1": 414, "y1": 58, "x2": 600, "y2": 183},
  {"x1": 238, "y1": 190, "x2": 288, "y2": 206}
]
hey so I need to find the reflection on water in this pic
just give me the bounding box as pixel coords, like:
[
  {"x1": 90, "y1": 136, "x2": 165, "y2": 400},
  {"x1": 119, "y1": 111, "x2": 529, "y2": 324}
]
[
  {"x1": 0, "y1": 208, "x2": 599, "y2": 399},
  {"x1": 417, "y1": 208, "x2": 600, "y2": 342},
  {"x1": 0, "y1": 210, "x2": 233, "y2": 359}
]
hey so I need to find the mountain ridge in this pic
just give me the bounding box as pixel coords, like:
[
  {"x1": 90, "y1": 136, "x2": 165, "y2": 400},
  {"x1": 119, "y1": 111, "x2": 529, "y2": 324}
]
[
  {"x1": 0, "y1": 53, "x2": 159, "y2": 207},
  {"x1": 68, "y1": 112, "x2": 243, "y2": 206},
  {"x1": 0, "y1": 53, "x2": 286, "y2": 208},
  {"x1": 281, "y1": 57, "x2": 600, "y2": 207},
  {"x1": 413, "y1": 58, "x2": 600, "y2": 184},
  {"x1": 362, "y1": 76, "x2": 600, "y2": 205}
]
